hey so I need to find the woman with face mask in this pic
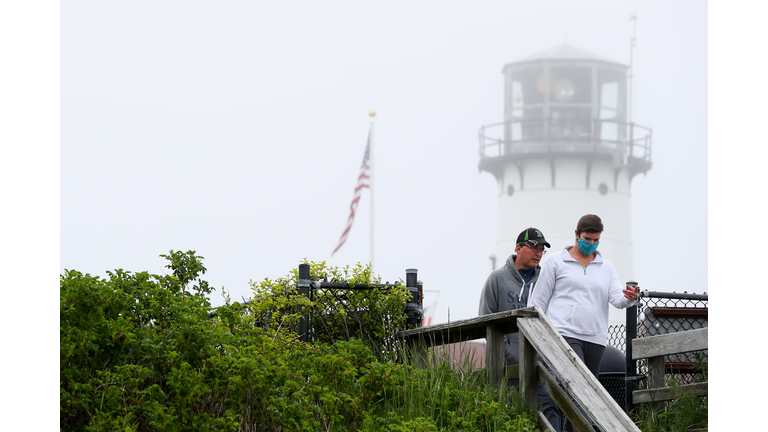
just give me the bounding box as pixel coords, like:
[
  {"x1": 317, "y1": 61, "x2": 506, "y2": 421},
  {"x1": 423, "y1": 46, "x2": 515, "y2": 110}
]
[{"x1": 526, "y1": 214, "x2": 639, "y2": 432}]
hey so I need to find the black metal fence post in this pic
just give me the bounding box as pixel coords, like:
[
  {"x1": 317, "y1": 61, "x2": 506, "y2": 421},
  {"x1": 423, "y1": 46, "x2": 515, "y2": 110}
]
[
  {"x1": 404, "y1": 269, "x2": 422, "y2": 328},
  {"x1": 625, "y1": 281, "x2": 639, "y2": 412},
  {"x1": 297, "y1": 263, "x2": 311, "y2": 343}
]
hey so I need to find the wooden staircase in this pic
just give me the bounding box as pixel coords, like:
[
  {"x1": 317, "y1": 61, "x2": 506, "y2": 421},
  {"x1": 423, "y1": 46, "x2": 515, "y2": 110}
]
[{"x1": 397, "y1": 307, "x2": 640, "y2": 432}]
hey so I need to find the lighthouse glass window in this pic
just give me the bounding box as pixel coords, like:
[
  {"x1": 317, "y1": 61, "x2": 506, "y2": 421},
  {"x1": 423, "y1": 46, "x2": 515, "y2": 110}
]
[
  {"x1": 549, "y1": 67, "x2": 592, "y2": 104},
  {"x1": 597, "y1": 67, "x2": 627, "y2": 144},
  {"x1": 600, "y1": 82, "x2": 619, "y2": 141},
  {"x1": 510, "y1": 80, "x2": 523, "y2": 141},
  {"x1": 508, "y1": 72, "x2": 545, "y2": 141},
  {"x1": 549, "y1": 67, "x2": 592, "y2": 140}
]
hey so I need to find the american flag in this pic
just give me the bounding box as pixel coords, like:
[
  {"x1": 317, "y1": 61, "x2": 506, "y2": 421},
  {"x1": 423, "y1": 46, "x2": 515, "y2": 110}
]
[{"x1": 331, "y1": 132, "x2": 371, "y2": 257}]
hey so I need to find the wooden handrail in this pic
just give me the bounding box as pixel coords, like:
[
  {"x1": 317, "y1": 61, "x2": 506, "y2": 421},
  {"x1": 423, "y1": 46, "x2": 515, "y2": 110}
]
[
  {"x1": 396, "y1": 308, "x2": 536, "y2": 347},
  {"x1": 397, "y1": 309, "x2": 536, "y2": 383},
  {"x1": 396, "y1": 306, "x2": 641, "y2": 432},
  {"x1": 631, "y1": 327, "x2": 708, "y2": 360},
  {"x1": 631, "y1": 327, "x2": 708, "y2": 404},
  {"x1": 518, "y1": 308, "x2": 639, "y2": 432}
]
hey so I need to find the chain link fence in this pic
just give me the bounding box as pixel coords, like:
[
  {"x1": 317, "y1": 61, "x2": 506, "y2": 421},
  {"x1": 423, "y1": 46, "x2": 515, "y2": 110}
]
[
  {"x1": 606, "y1": 324, "x2": 627, "y2": 351},
  {"x1": 305, "y1": 280, "x2": 415, "y2": 358},
  {"x1": 630, "y1": 292, "x2": 708, "y2": 389},
  {"x1": 222, "y1": 264, "x2": 424, "y2": 362},
  {"x1": 603, "y1": 290, "x2": 708, "y2": 411},
  {"x1": 275, "y1": 264, "x2": 422, "y2": 361}
]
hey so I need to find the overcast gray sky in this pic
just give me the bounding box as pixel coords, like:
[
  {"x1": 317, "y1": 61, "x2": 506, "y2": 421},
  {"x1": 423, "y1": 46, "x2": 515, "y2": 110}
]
[{"x1": 58, "y1": 1, "x2": 709, "y2": 325}]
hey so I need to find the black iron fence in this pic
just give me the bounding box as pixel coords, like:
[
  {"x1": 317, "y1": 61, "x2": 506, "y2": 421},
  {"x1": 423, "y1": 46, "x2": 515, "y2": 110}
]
[
  {"x1": 215, "y1": 264, "x2": 424, "y2": 360},
  {"x1": 297, "y1": 264, "x2": 423, "y2": 345}
]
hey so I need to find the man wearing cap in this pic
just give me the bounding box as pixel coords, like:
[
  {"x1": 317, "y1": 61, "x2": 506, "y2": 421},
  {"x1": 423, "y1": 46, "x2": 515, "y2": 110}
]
[{"x1": 478, "y1": 227, "x2": 560, "y2": 430}]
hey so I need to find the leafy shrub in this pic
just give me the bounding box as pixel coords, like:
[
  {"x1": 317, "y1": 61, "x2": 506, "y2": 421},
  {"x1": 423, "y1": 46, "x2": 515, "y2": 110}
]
[
  {"x1": 60, "y1": 251, "x2": 538, "y2": 431},
  {"x1": 246, "y1": 261, "x2": 411, "y2": 362}
]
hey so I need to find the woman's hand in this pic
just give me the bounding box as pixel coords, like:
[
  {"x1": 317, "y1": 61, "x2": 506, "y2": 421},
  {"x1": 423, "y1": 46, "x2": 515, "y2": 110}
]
[{"x1": 623, "y1": 286, "x2": 640, "y2": 301}]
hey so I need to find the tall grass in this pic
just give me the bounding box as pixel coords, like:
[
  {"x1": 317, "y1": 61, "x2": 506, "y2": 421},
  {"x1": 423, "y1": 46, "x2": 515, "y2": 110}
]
[
  {"x1": 631, "y1": 362, "x2": 708, "y2": 432},
  {"x1": 360, "y1": 340, "x2": 539, "y2": 432}
]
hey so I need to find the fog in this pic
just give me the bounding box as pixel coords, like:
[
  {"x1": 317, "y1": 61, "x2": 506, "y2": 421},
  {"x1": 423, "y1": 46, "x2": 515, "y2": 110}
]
[{"x1": 57, "y1": 1, "x2": 709, "y2": 326}]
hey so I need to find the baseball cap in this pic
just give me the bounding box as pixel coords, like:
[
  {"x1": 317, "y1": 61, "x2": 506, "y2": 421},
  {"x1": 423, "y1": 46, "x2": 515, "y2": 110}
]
[{"x1": 516, "y1": 227, "x2": 551, "y2": 248}]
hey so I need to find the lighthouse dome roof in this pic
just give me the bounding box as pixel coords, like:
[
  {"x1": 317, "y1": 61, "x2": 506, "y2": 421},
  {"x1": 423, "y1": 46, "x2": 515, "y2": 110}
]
[{"x1": 506, "y1": 43, "x2": 627, "y2": 67}]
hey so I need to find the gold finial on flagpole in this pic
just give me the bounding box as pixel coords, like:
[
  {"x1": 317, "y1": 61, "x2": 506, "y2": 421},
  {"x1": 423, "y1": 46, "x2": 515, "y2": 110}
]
[{"x1": 369, "y1": 109, "x2": 376, "y2": 117}]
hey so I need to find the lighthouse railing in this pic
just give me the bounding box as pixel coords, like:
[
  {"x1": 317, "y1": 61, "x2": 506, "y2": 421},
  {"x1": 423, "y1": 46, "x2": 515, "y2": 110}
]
[{"x1": 479, "y1": 118, "x2": 652, "y2": 165}]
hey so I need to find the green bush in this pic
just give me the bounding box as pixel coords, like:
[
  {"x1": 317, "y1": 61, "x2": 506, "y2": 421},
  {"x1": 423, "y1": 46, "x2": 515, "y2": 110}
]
[
  {"x1": 245, "y1": 260, "x2": 411, "y2": 362},
  {"x1": 60, "y1": 251, "x2": 538, "y2": 431}
]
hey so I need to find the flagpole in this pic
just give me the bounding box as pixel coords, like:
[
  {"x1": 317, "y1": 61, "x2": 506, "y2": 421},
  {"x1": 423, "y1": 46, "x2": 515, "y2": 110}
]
[{"x1": 368, "y1": 110, "x2": 376, "y2": 272}]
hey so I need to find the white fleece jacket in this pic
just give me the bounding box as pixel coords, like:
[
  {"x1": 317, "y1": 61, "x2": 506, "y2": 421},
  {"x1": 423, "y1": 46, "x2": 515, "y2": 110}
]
[{"x1": 527, "y1": 246, "x2": 635, "y2": 346}]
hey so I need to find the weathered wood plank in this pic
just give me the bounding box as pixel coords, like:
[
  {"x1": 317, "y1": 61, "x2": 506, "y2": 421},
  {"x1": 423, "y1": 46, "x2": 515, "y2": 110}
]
[
  {"x1": 396, "y1": 308, "x2": 537, "y2": 348},
  {"x1": 537, "y1": 411, "x2": 557, "y2": 432},
  {"x1": 518, "y1": 308, "x2": 640, "y2": 432},
  {"x1": 410, "y1": 337, "x2": 428, "y2": 369},
  {"x1": 647, "y1": 356, "x2": 666, "y2": 393},
  {"x1": 486, "y1": 324, "x2": 506, "y2": 386},
  {"x1": 632, "y1": 327, "x2": 708, "y2": 360},
  {"x1": 633, "y1": 382, "x2": 708, "y2": 404},
  {"x1": 645, "y1": 355, "x2": 666, "y2": 411},
  {"x1": 536, "y1": 361, "x2": 594, "y2": 432},
  {"x1": 519, "y1": 331, "x2": 538, "y2": 409}
]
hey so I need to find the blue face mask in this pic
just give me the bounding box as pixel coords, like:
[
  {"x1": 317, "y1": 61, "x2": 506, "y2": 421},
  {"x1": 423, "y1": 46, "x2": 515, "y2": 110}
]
[{"x1": 577, "y1": 238, "x2": 599, "y2": 255}]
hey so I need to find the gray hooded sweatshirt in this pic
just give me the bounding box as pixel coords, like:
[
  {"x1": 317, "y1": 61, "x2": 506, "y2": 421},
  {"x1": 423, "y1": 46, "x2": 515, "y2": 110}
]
[{"x1": 478, "y1": 254, "x2": 541, "y2": 365}]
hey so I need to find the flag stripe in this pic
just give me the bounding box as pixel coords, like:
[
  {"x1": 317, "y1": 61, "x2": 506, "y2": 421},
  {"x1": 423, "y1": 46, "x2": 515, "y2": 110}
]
[{"x1": 331, "y1": 131, "x2": 371, "y2": 257}]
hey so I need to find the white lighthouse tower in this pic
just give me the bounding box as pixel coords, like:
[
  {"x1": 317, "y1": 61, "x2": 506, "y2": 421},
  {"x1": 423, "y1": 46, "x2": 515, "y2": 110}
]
[{"x1": 479, "y1": 44, "x2": 652, "y2": 325}]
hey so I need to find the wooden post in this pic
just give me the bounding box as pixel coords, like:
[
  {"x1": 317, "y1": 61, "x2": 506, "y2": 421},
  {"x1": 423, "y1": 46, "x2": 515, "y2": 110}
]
[
  {"x1": 646, "y1": 355, "x2": 665, "y2": 409},
  {"x1": 647, "y1": 356, "x2": 665, "y2": 390},
  {"x1": 485, "y1": 324, "x2": 505, "y2": 387},
  {"x1": 519, "y1": 331, "x2": 538, "y2": 409},
  {"x1": 409, "y1": 335, "x2": 428, "y2": 369}
]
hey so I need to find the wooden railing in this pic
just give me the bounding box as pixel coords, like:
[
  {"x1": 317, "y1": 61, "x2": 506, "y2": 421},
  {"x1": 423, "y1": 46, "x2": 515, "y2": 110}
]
[
  {"x1": 631, "y1": 327, "x2": 708, "y2": 405},
  {"x1": 397, "y1": 307, "x2": 640, "y2": 432}
]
